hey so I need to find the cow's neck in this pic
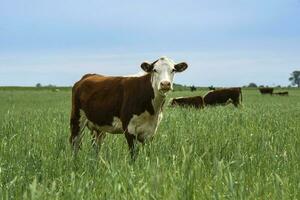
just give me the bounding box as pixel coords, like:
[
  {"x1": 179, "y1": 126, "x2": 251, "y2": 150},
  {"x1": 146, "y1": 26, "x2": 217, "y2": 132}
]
[
  {"x1": 152, "y1": 91, "x2": 166, "y2": 113},
  {"x1": 141, "y1": 73, "x2": 166, "y2": 114}
]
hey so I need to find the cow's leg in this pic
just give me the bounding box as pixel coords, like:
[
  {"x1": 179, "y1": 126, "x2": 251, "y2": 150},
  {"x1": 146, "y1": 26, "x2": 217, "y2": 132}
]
[
  {"x1": 70, "y1": 110, "x2": 87, "y2": 155},
  {"x1": 91, "y1": 130, "x2": 106, "y2": 154},
  {"x1": 70, "y1": 116, "x2": 79, "y2": 147},
  {"x1": 125, "y1": 132, "x2": 138, "y2": 161},
  {"x1": 138, "y1": 135, "x2": 154, "y2": 156},
  {"x1": 70, "y1": 107, "x2": 81, "y2": 154},
  {"x1": 232, "y1": 95, "x2": 241, "y2": 107},
  {"x1": 70, "y1": 89, "x2": 87, "y2": 155},
  {"x1": 233, "y1": 99, "x2": 239, "y2": 107}
]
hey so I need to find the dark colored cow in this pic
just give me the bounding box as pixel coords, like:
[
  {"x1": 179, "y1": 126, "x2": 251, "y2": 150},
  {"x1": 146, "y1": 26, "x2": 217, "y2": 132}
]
[
  {"x1": 70, "y1": 57, "x2": 188, "y2": 159},
  {"x1": 259, "y1": 88, "x2": 274, "y2": 95},
  {"x1": 273, "y1": 91, "x2": 289, "y2": 96},
  {"x1": 203, "y1": 87, "x2": 242, "y2": 107},
  {"x1": 170, "y1": 96, "x2": 204, "y2": 108}
]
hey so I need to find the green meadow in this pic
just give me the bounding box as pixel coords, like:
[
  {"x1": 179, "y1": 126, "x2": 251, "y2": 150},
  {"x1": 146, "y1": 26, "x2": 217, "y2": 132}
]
[{"x1": 0, "y1": 88, "x2": 299, "y2": 199}]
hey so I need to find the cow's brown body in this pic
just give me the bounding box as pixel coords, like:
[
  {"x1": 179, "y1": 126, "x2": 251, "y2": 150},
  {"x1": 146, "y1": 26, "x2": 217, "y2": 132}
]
[
  {"x1": 203, "y1": 87, "x2": 242, "y2": 107},
  {"x1": 70, "y1": 73, "x2": 165, "y2": 158},
  {"x1": 170, "y1": 96, "x2": 204, "y2": 108},
  {"x1": 259, "y1": 88, "x2": 274, "y2": 95}
]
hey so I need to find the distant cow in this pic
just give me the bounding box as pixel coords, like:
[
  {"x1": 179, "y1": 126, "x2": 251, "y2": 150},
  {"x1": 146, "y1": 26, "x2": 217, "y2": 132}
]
[
  {"x1": 170, "y1": 96, "x2": 204, "y2": 108},
  {"x1": 274, "y1": 91, "x2": 289, "y2": 96},
  {"x1": 203, "y1": 87, "x2": 242, "y2": 107},
  {"x1": 190, "y1": 85, "x2": 197, "y2": 92},
  {"x1": 259, "y1": 88, "x2": 273, "y2": 95},
  {"x1": 70, "y1": 57, "x2": 188, "y2": 159}
]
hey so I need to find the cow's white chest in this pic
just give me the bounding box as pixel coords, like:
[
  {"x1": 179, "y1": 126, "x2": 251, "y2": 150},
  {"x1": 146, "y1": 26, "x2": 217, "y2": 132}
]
[{"x1": 127, "y1": 111, "x2": 163, "y2": 141}]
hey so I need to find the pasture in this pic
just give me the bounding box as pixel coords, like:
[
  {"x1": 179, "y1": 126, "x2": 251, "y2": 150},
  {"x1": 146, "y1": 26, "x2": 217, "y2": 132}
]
[{"x1": 0, "y1": 88, "x2": 299, "y2": 199}]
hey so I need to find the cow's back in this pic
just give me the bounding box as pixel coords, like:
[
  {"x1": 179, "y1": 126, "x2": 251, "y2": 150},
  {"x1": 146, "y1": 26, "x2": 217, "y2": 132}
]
[
  {"x1": 172, "y1": 96, "x2": 204, "y2": 108},
  {"x1": 204, "y1": 88, "x2": 240, "y2": 105},
  {"x1": 72, "y1": 73, "x2": 155, "y2": 129},
  {"x1": 204, "y1": 90, "x2": 227, "y2": 104}
]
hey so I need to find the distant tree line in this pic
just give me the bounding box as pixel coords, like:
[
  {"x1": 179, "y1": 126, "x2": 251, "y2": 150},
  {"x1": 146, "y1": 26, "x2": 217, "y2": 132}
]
[
  {"x1": 246, "y1": 70, "x2": 300, "y2": 88},
  {"x1": 36, "y1": 83, "x2": 57, "y2": 88},
  {"x1": 35, "y1": 70, "x2": 298, "y2": 90}
]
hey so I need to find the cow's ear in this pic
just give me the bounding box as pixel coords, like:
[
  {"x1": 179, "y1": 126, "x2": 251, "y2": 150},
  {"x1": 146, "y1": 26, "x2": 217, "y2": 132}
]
[
  {"x1": 141, "y1": 62, "x2": 153, "y2": 72},
  {"x1": 174, "y1": 62, "x2": 188, "y2": 72}
]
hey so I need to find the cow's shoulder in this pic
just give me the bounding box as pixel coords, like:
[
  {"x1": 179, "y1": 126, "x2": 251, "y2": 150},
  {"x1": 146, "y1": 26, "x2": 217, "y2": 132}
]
[
  {"x1": 81, "y1": 73, "x2": 99, "y2": 80},
  {"x1": 73, "y1": 74, "x2": 102, "y2": 89},
  {"x1": 78, "y1": 74, "x2": 125, "y2": 90}
]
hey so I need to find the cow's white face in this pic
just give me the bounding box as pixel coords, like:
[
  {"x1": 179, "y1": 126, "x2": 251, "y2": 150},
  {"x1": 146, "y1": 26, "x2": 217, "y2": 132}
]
[{"x1": 141, "y1": 56, "x2": 188, "y2": 95}]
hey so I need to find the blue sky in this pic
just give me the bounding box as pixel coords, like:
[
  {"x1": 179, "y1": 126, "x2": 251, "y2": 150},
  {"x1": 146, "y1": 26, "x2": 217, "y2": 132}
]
[{"x1": 0, "y1": 0, "x2": 299, "y2": 86}]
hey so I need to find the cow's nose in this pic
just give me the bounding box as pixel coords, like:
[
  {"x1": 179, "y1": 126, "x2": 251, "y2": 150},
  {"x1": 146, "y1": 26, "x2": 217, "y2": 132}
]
[{"x1": 160, "y1": 81, "x2": 171, "y2": 90}]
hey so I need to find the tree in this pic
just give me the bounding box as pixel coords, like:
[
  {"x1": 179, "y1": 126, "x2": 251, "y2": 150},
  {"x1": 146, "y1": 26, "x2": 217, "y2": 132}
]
[
  {"x1": 289, "y1": 71, "x2": 300, "y2": 88},
  {"x1": 248, "y1": 83, "x2": 257, "y2": 88},
  {"x1": 36, "y1": 83, "x2": 42, "y2": 87}
]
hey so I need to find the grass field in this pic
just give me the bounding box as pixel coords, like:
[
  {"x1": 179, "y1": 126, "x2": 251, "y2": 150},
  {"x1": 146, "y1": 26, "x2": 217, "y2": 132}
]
[{"x1": 0, "y1": 88, "x2": 300, "y2": 199}]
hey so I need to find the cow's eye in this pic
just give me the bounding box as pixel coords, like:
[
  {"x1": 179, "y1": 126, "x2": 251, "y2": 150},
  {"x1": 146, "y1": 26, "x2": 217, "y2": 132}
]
[
  {"x1": 172, "y1": 69, "x2": 176, "y2": 73},
  {"x1": 153, "y1": 69, "x2": 158, "y2": 73}
]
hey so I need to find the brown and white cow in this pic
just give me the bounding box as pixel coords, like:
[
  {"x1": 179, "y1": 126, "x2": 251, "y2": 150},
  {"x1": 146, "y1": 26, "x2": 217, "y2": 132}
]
[
  {"x1": 70, "y1": 57, "x2": 188, "y2": 159},
  {"x1": 203, "y1": 87, "x2": 242, "y2": 107},
  {"x1": 170, "y1": 96, "x2": 204, "y2": 109}
]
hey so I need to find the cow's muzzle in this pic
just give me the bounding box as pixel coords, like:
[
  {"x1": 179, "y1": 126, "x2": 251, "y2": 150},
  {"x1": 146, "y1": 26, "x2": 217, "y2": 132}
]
[{"x1": 159, "y1": 81, "x2": 171, "y2": 93}]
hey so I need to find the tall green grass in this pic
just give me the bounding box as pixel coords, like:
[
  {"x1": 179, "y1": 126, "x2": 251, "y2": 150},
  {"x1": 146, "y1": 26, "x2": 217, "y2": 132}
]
[{"x1": 0, "y1": 89, "x2": 299, "y2": 199}]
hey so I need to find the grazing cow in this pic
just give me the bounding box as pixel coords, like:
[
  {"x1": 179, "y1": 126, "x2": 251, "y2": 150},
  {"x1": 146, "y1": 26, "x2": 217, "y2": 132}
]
[
  {"x1": 70, "y1": 57, "x2": 188, "y2": 159},
  {"x1": 274, "y1": 91, "x2": 289, "y2": 96},
  {"x1": 170, "y1": 96, "x2": 204, "y2": 108},
  {"x1": 203, "y1": 87, "x2": 242, "y2": 107},
  {"x1": 190, "y1": 85, "x2": 197, "y2": 92},
  {"x1": 259, "y1": 88, "x2": 274, "y2": 95}
]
